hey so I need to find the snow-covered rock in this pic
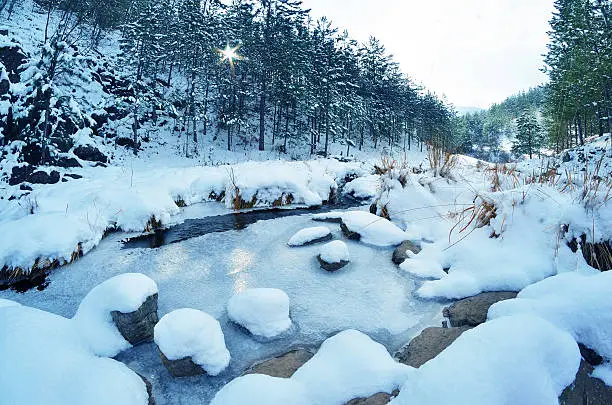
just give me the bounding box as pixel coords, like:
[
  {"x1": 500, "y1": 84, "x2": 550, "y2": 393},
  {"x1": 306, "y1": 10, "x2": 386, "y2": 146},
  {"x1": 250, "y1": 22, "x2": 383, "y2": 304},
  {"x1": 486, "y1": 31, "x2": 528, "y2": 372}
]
[
  {"x1": 341, "y1": 211, "x2": 407, "y2": 247},
  {"x1": 391, "y1": 315, "x2": 580, "y2": 405},
  {"x1": 292, "y1": 330, "x2": 412, "y2": 404},
  {"x1": 73, "y1": 273, "x2": 158, "y2": 357},
  {"x1": 154, "y1": 308, "x2": 230, "y2": 377},
  {"x1": 488, "y1": 271, "x2": 612, "y2": 360},
  {"x1": 0, "y1": 298, "x2": 21, "y2": 309},
  {"x1": 227, "y1": 288, "x2": 292, "y2": 339},
  {"x1": 211, "y1": 330, "x2": 410, "y2": 405},
  {"x1": 344, "y1": 174, "x2": 380, "y2": 199},
  {"x1": 318, "y1": 240, "x2": 350, "y2": 271},
  {"x1": 0, "y1": 304, "x2": 150, "y2": 405},
  {"x1": 288, "y1": 226, "x2": 332, "y2": 247}
]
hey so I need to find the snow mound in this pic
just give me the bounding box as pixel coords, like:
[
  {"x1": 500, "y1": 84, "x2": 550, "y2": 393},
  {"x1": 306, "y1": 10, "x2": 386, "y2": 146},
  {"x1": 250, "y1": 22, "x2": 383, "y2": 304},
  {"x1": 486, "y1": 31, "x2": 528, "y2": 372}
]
[
  {"x1": 391, "y1": 315, "x2": 580, "y2": 405},
  {"x1": 488, "y1": 271, "x2": 612, "y2": 360},
  {"x1": 0, "y1": 304, "x2": 149, "y2": 405},
  {"x1": 344, "y1": 175, "x2": 380, "y2": 199},
  {"x1": 288, "y1": 226, "x2": 332, "y2": 247},
  {"x1": 292, "y1": 330, "x2": 412, "y2": 404},
  {"x1": 73, "y1": 273, "x2": 158, "y2": 357},
  {"x1": 210, "y1": 374, "x2": 311, "y2": 405},
  {"x1": 0, "y1": 298, "x2": 21, "y2": 309},
  {"x1": 319, "y1": 240, "x2": 350, "y2": 264},
  {"x1": 342, "y1": 211, "x2": 407, "y2": 247},
  {"x1": 400, "y1": 258, "x2": 446, "y2": 280},
  {"x1": 211, "y1": 330, "x2": 410, "y2": 405},
  {"x1": 154, "y1": 308, "x2": 230, "y2": 376},
  {"x1": 227, "y1": 288, "x2": 292, "y2": 339}
]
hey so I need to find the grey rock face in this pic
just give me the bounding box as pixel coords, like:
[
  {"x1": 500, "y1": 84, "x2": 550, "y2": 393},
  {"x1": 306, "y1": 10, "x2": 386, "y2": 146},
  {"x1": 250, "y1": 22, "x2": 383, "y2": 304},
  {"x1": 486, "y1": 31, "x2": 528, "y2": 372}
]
[
  {"x1": 160, "y1": 352, "x2": 206, "y2": 378},
  {"x1": 396, "y1": 326, "x2": 472, "y2": 368},
  {"x1": 392, "y1": 241, "x2": 422, "y2": 265},
  {"x1": 111, "y1": 293, "x2": 159, "y2": 346},
  {"x1": 443, "y1": 291, "x2": 518, "y2": 327},
  {"x1": 244, "y1": 349, "x2": 314, "y2": 378},
  {"x1": 560, "y1": 360, "x2": 612, "y2": 405}
]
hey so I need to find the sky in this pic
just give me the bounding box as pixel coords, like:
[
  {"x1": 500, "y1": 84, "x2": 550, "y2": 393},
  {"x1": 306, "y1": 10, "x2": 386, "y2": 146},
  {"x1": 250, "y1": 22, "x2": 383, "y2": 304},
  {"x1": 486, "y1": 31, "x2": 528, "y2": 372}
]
[{"x1": 300, "y1": 0, "x2": 555, "y2": 109}]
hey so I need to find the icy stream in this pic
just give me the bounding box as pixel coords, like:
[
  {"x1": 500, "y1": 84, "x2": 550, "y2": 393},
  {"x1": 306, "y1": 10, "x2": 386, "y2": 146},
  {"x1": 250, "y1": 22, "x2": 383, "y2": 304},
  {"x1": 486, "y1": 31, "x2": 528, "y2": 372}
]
[{"x1": 2, "y1": 204, "x2": 445, "y2": 404}]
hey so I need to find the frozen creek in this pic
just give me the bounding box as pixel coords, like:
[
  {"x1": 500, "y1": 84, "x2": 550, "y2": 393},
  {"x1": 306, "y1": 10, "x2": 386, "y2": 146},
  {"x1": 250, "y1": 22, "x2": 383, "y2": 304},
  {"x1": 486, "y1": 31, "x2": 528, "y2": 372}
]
[{"x1": 2, "y1": 204, "x2": 444, "y2": 404}]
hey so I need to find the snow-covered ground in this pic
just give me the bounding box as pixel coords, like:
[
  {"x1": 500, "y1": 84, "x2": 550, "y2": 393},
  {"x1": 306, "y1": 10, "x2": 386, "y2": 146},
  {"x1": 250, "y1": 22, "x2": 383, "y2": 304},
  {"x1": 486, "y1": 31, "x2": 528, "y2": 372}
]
[{"x1": 1, "y1": 133, "x2": 611, "y2": 404}]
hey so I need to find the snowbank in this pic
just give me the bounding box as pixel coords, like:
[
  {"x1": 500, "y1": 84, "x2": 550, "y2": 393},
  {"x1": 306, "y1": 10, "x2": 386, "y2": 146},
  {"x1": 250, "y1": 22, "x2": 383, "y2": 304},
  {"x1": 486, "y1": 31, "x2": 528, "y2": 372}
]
[
  {"x1": 488, "y1": 271, "x2": 612, "y2": 360},
  {"x1": 211, "y1": 330, "x2": 410, "y2": 405},
  {"x1": 292, "y1": 330, "x2": 411, "y2": 404},
  {"x1": 288, "y1": 226, "x2": 332, "y2": 247},
  {"x1": 73, "y1": 273, "x2": 158, "y2": 357},
  {"x1": 154, "y1": 308, "x2": 230, "y2": 376},
  {"x1": 344, "y1": 174, "x2": 380, "y2": 199},
  {"x1": 0, "y1": 159, "x2": 368, "y2": 273},
  {"x1": 0, "y1": 304, "x2": 149, "y2": 405},
  {"x1": 0, "y1": 298, "x2": 21, "y2": 309},
  {"x1": 341, "y1": 211, "x2": 407, "y2": 246},
  {"x1": 227, "y1": 288, "x2": 292, "y2": 339},
  {"x1": 391, "y1": 315, "x2": 580, "y2": 405},
  {"x1": 319, "y1": 240, "x2": 350, "y2": 264}
]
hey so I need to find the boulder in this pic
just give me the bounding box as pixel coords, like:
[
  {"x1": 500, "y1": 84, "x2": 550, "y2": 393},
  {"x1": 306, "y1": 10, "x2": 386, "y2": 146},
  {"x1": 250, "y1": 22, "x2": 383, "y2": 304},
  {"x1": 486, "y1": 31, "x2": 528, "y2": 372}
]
[
  {"x1": 346, "y1": 391, "x2": 399, "y2": 405},
  {"x1": 443, "y1": 291, "x2": 518, "y2": 327},
  {"x1": 318, "y1": 241, "x2": 350, "y2": 272},
  {"x1": 243, "y1": 349, "x2": 314, "y2": 378},
  {"x1": 341, "y1": 222, "x2": 361, "y2": 240},
  {"x1": 560, "y1": 360, "x2": 612, "y2": 405},
  {"x1": 29, "y1": 170, "x2": 60, "y2": 185},
  {"x1": 55, "y1": 156, "x2": 82, "y2": 168},
  {"x1": 137, "y1": 373, "x2": 156, "y2": 405},
  {"x1": 160, "y1": 352, "x2": 207, "y2": 378},
  {"x1": 116, "y1": 137, "x2": 139, "y2": 149},
  {"x1": 74, "y1": 145, "x2": 108, "y2": 163},
  {"x1": 111, "y1": 293, "x2": 159, "y2": 346},
  {"x1": 9, "y1": 165, "x2": 34, "y2": 185},
  {"x1": 396, "y1": 326, "x2": 471, "y2": 368},
  {"x1": 392, "y1": 241, "x2": 422, "y2": 265}
]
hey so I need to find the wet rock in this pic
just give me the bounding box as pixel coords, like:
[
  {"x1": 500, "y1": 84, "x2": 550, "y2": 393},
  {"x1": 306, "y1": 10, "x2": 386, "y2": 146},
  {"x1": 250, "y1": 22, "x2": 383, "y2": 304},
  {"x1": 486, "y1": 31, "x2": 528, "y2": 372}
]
[
  {"x1": 318, "y1": 255, "x2": 349, "y2": 271},
  {"x1": 111, "y1": 293, "x2": 159, "y2": 346},
  {"x1": 160, "y1": 352, "x2": 206, "y2": 378},
  {"x1": 579, "y1": 343, "x2": 604, "y2": 366},
  {"x1": 136, "y1": 373, "x2": 156, "y2": 405},
  {"x1": 244, "y1": 349, "x2": 314, "y2": 378},
  {"x1": 443, "y1": 291, "x2": 518, "y2": 327},
  {"x1": 346, "y1": 390, "x2": 399, "y2": 405},
  {"x1": 396, "y1": 326, "x2": 471, "y2": 368},
  {"x1": 64, "y1": 173, "x2": 83, "y2": 180},
  {"x1": 74, "y1": 145, "x2": 108, "y2": 163},
  {"x1": 560, "y1": 360, "x2": 612, "y2": 405},
  {"x1": 392, "y1": 241, "x2": 422, "y2": 265},
  {"x1": 19, "y1": 184, "x2": 32, "y2": 191},
  {"x1": 29, "y1": 170, "x2": 60, "y2": 185},
  {"x1": 55, "y1": 156, "x2": 82, "y2": 168},
  {"x1": 340, "y1": 222, "x2": 361, "y2": 240}
]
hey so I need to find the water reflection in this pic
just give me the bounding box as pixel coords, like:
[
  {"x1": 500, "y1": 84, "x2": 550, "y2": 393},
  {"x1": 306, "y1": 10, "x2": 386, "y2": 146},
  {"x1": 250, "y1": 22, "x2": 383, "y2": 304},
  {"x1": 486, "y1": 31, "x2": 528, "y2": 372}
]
[{"x1": 227, "y1": 248, "x2": 254, "y2": 293}]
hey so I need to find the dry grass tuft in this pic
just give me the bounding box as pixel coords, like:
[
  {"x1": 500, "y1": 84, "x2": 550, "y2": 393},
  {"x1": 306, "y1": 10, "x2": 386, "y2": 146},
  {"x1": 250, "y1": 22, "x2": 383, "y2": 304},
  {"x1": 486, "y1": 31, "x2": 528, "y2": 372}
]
[{"x1": 449, "y1": 196, "x2": 498, "y2": 243}]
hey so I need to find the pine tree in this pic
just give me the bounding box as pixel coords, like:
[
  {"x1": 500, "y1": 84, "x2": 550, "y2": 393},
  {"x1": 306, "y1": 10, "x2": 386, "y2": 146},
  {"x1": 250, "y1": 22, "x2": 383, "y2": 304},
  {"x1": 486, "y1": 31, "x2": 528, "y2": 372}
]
[{"x1": 513, "y1": 110, "x2": 543, "y2": 159}]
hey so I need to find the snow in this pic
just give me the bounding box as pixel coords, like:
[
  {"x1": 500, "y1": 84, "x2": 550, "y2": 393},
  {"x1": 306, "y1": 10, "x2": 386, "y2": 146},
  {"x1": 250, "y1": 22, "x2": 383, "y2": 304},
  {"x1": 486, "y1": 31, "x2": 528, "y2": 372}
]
[
  {"x1": 211, "y1": 374, "x2": 311, "y2": 405},
  {"x1": 292, "y1": 330, "x2": 411, "y2": 404},
  {"x1": 154, "y1": 308, "x2": 231, "y2": 376},
  {"x1": 344, "y1": 175, "x2": 380, "y2": 199},
  {"x1": 0, "y1": 159, "x2": 368, "y2": 272},
  {"x1": 340, "y1": 211, "x2": 408, "y2": 247},
  {"x1": 391, "y1": 315, "x2": 580, "y2": 405},
  {"x1": 227, "y1": 288, "x2": 292, "y2": 339},
  {"x1": 211, "y1": 330, "x2": 411, "y2": 405},
  {"x1": 73, "y1": 273, "x2": 158, "y2": 357},
  {"x1": 0, "y1": 304, "x2": 149, "y2": 405},
  {"x1": 0, "y1": 298, "x2": 21, "y2": 308},
  {"x1": 488, "y1": 271, "x2": 612, "y2": 360},
  {"x1": 288, "y1": 226, "x2": 332, "y2": 247},
  {"x1": 593, "y1": 363, "x2": 612, "y2": 386},
  {"x1": 319, "y1": 240, "x2": 350, "y2": 264}
]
